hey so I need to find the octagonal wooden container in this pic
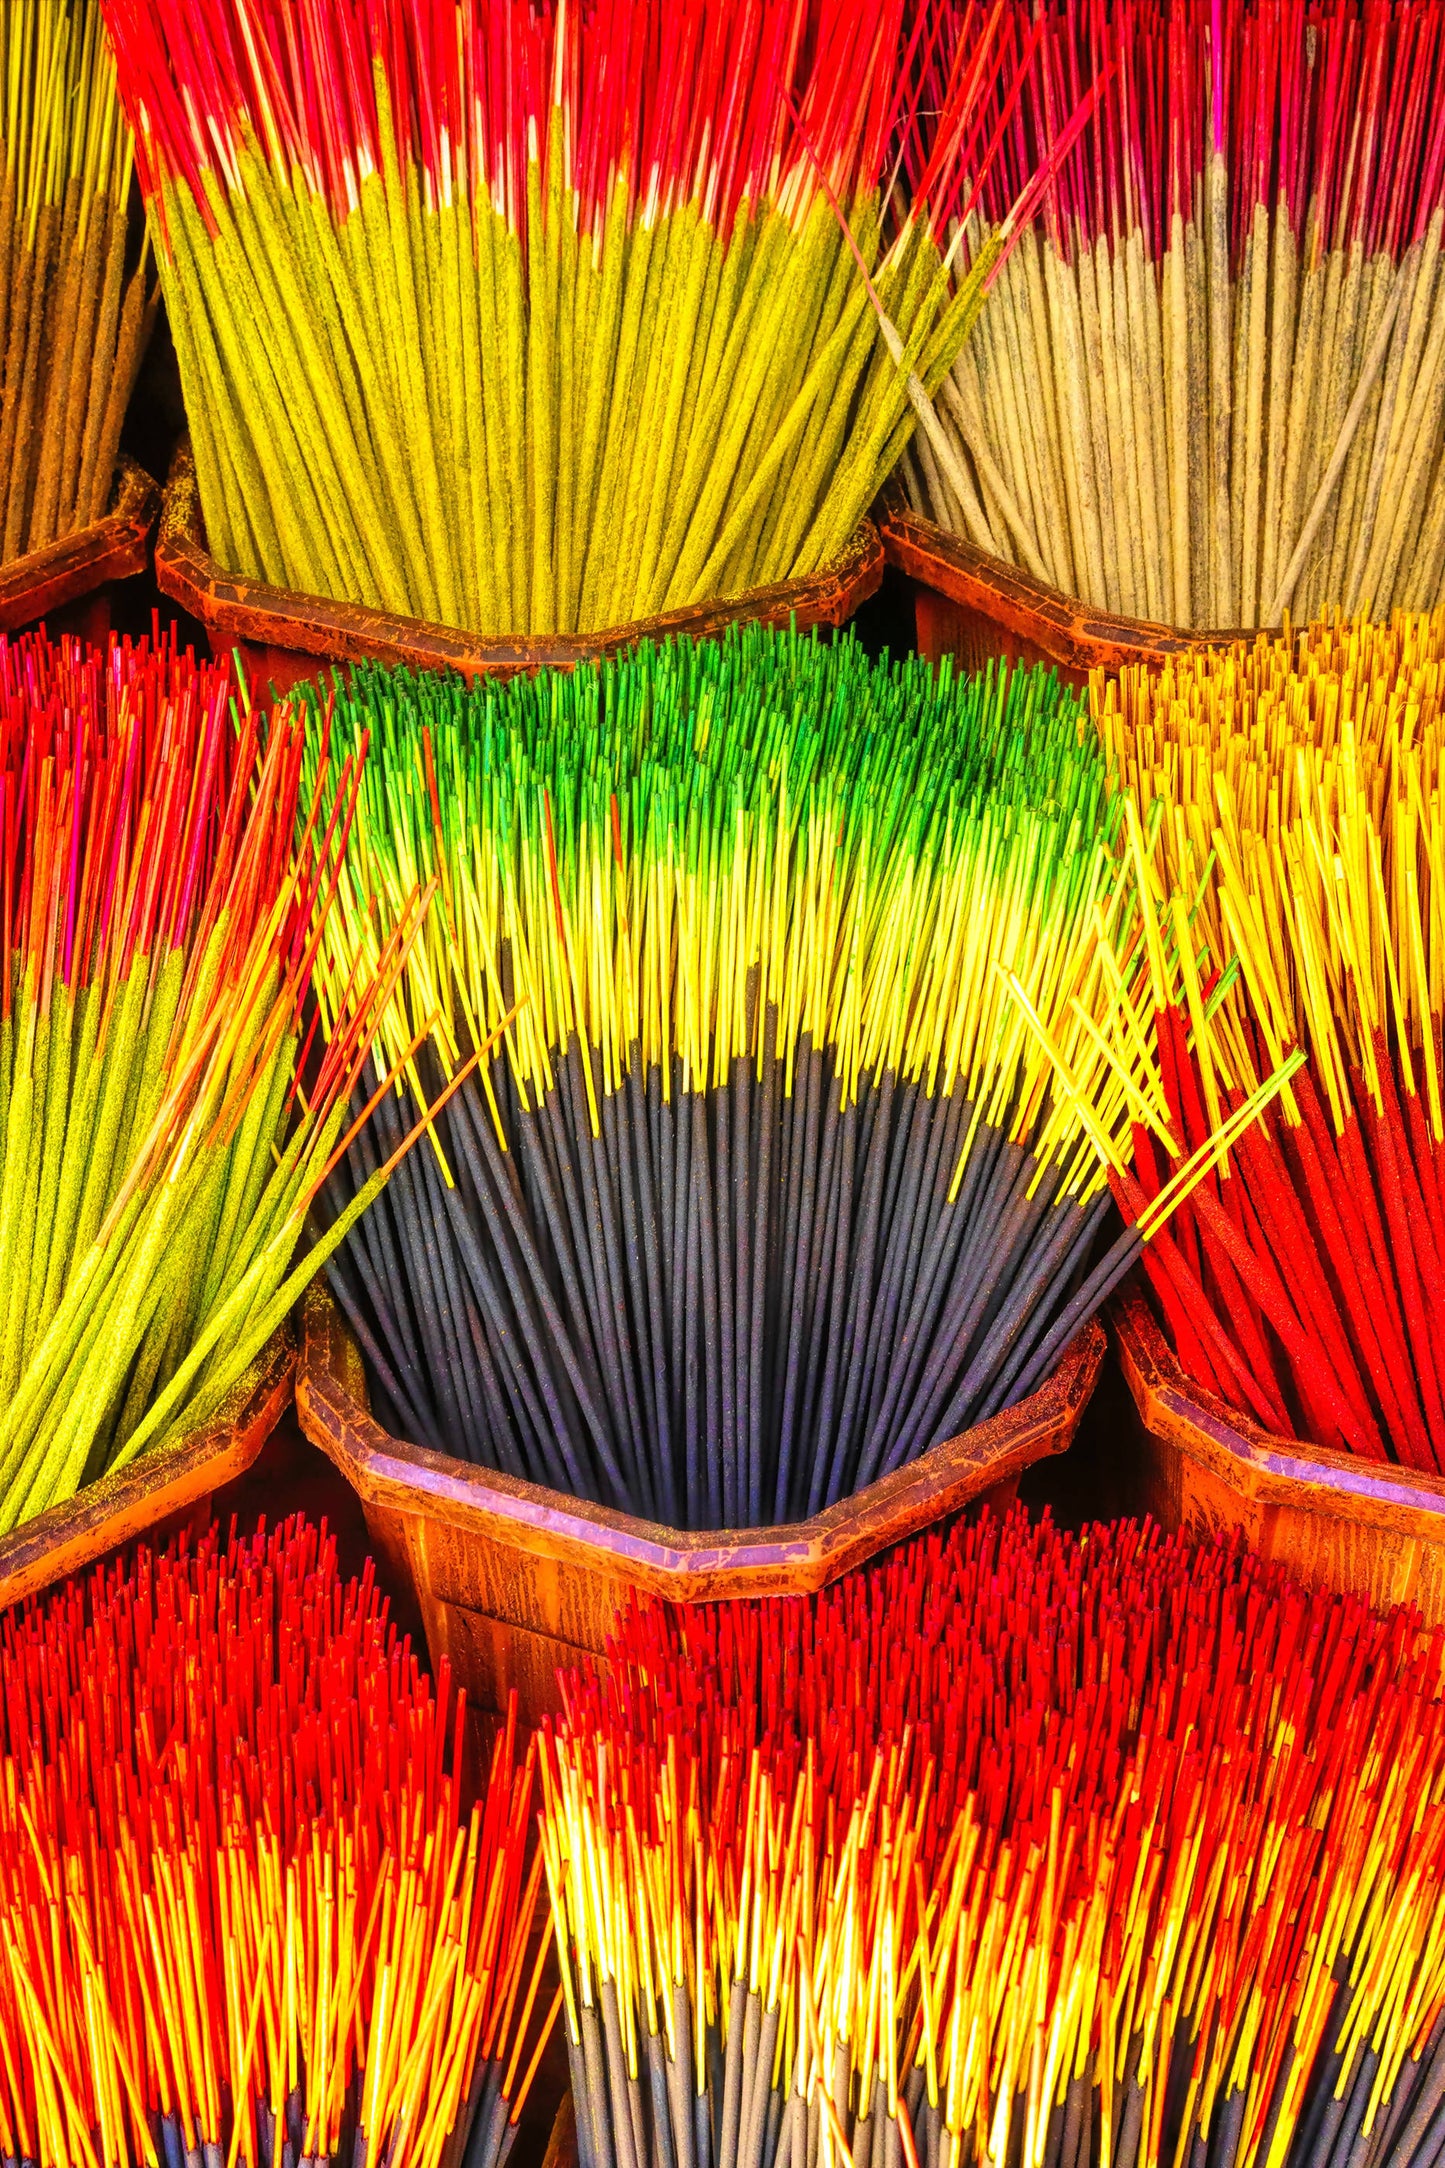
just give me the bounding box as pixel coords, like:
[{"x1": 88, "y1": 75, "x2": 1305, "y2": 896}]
[
  {"x1": 0, "y1": 455, "x2": 159, "y2": 642},
  {"x1": 880, "y1": 502, "x2": 1246, "y2": 689},
  {"x1": 0, "y1": 1322, "x2": 294, "y2": 1615},
  {"x1": 157, "y1": 445, "x2": 884, "y2": 699},
  {"x1": 295, "y1": 1281, "x2": 1104, "y2": 1723},
  {"x1": 1112, "y1": 1281, "x2": 1445, "y2": 1622}
]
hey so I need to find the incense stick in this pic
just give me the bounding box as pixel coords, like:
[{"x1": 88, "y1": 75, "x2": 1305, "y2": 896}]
[
  {"x1": 0, "y1": 1513, "x2": 556, "y2": 2168},
  {"x1": 544, "y1": 1505, "x2": 1445, "y2": 2168},
  {"x1": 903, "y1": 0, "x2": 1445, "y2": 630},
  {"x1": 304, "y1": 629, "x2": 1282, "y2": 1527},
  {"x1": 101, "y1": 0, "x2": 1035, "y2": 638},
  {"x1": 1051, "y1": 610, "x2": 1445, "y2": 1469},
  {"x1": 301, "y1": 628, "x2": 1168, "y2": 1527},
  {"x1": 0, "y1": 627, "x2": 426, "y2": 1533},
  {"x1": 0, "y1": 0, "x2": 154, "y2": 560}
]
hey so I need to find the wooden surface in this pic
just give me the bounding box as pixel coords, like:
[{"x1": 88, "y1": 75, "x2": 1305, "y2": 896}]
[
  {"x1": 156, "y1": 444, "x2": 884, "y2": 690},
  {"x1": 1113, "y1": 1281, "x2": 1445, "y2": 1619},
  {"x1": 296, "y1": 1278, "x2": 1104, "y2": 1720},
  {"x1": 881, "y1": 505, "x2": 1249, "y2": 687},
  {"x1": 0, "y1": 457, "x2": 159, "y2": 634},
  {"x1": 0, "y1": 1324, "x2": 294, "y2": 1616},
  {"x1": 541, "y1": 2093, "x2": 576, "y2": 2168}
]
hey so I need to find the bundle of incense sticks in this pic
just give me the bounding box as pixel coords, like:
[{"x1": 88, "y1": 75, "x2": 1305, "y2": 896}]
[
  {"x1": 98, "y1": 0, "x2": 1053, "y2": 637},
  {"x1": 899, "y1": 0, "x2": 1445, "y2": 630},
  {"x1": 1027, "y1": 610, "x2": 1445, "y2": 1468},
  {"x1": 541, "y1": 1505, "x2": 1445, "y2": 2168},
  {"x1": 0, "y1": 626, "x2": 434, "y2": 1535},
  {"x1": 0, "y1": 0, "x2": 155, "y2": 561},
  {"x1": 304, "y1": 628, "x2": 1276, "y2": 1530},
  {"x1": 0, "y1": 1513, "x2": 557, "y2": 2168}
]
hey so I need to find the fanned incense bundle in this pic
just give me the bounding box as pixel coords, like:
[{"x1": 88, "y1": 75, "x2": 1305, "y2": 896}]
[
  {"x1": 303, "y1": 628, "x2": 1240, "y2": 1530},
  {"x1": 0, "y1": 0, "x2": 154, "y2": 560},
  {"x1": 0, "y1": 627, "x2": 427, "y2": 1534},
  {"x1": 542, "y1": 1506, "x2": 1445, "y2": 2168},
  {"x1": 100, "y1": 0, "x2": 1040, "y2": 636},
  {"x1": 1042, "y1": 610, "x2": 1445, "y2": 1467},
  {"x1": 0, "y1": 1514, "x2": 557, "y2": 2168},
  {"x1": 902, "y1": 0, "x2": 1445, "y2": 630}
]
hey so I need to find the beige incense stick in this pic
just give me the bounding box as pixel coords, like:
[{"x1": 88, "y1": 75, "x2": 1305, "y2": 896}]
[
  {"x1": 1342, "y1": 238, "x2": 1427, "y2": 611},
  {"x1": 1296, "y1": 241, "x2": 1362, "y2": 621},
  {"x1": 913, "y1": 2, "x2": 1445, "y2": 640},
  {"x1": 1044, "y1": 241, "x2": 1094, "y2": 602},
  {"x1": 1360, "y1": 271, "x2": 1445, "y2": 615},
  {"x1": 1323, "y1": 250, "x2": 1392, "y2": 608},
  {"x1": 990, "y1": 262, "x2": 1060, "y2": 582},
  {"x1": 1022, "y1": 228, "x2": 1073, "y2": 587},
  {"x1": 1403, "y1": 445, "x2": 1445, "y2": 608},
  {"x1": 1163, "y1": 219, "x2": 1192, "y2": 624},
  {"x1": 1368, "y1": 288, "x2": 1445, "y2": 611},
  {"x1": 1184, "y1": 216, "x2": 1209, "y2": 625},
  {"x1": 1235, "y1": 200, "x2": 1270, "y2": 625},
  {"x1": 1080, "y1": 236, "x2": 1122, "y2": 610},
  {"x1": 1205, "y1": 149, "x2": 1233, "y2": 627},
  {"x1": 1133, "y1": 224, "x2": 1173, "y2": 622},
  {"x1": 1107, "y1": 235, "x2": 1148, "y2": 618},
  {"x1": 937, "y1": 371, "x2": 1049, "y2": 580},
  {"x1": 926, "y1": 220, "x2": 1445, "y2": 632},
  {"x1": 1257, "y1": 211, "x2": 1299, "y2": 619},
  {"x1": 1266, "y1": 260, "x2": 1408, "y2": 623}
]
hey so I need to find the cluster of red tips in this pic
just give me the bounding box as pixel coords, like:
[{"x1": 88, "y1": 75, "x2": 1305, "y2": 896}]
[
  {"x1": 543, "y1": 1508, "x2": 1445, "y2": 2168},
  {"x1": 1119, "y1": 999, "x2": 1445, "y2": 1471},
  {"x1": 101, "y1": 0, "x2": 1025, "y2": 249},
  {"x1": 0, "y1": 626, "x2": 241, "y2": 1016},
  {"x1": 0, "y1": 625, "x2": 341, "y2": 1042},
  {"x1": 0, "y1": 1517, "x2": 556, "y2": 2168},
  {"x1": 929, "y1": 0, "x2": 1445, "y2": 265}
]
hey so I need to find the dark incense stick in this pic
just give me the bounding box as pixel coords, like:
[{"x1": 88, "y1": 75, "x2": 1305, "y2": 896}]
[{"x1": 306, "y1": 628, "x2": 1136, "y2": 1528}]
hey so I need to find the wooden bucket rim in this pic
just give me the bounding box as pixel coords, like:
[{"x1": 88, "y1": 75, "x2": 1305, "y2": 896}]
[
  {"x1": 295, "y1": 1280, "x2": 1103, "y2": 1602},
  {"x1": 0, "y1": 456, "x2": 159, "y2": 633},
  {"x1": 1111, "y1": 1278, "x2": 1445, "y2": 1535},
  {"x1": 156, "y1": 442, "x2": 884, "y2": 682},
  {"x1": 0, "y1": 1324, "x2": 295, "y2": 1616},
  {"x1": 880, "y1": 501, "x2": 1259, "y2": 677}
]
